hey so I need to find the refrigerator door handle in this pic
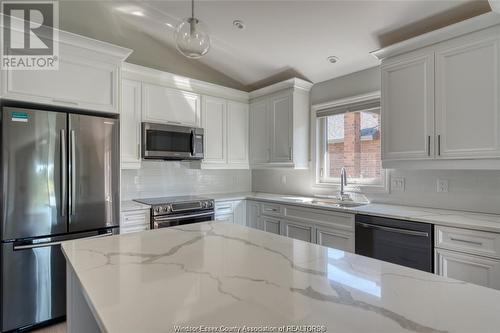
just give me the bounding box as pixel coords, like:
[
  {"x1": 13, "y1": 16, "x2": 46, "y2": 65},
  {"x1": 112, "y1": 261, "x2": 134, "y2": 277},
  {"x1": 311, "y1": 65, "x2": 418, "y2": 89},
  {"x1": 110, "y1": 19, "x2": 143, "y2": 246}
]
[
  {"x1": 13, "y1": 231, "x2": 114, "y2": 250},
  {"x1": 70, "y1": 130, "x2": 76, "y2": 216},
  {"x1": 60, "y1": 129, "x2": 67, "y2": 217}
]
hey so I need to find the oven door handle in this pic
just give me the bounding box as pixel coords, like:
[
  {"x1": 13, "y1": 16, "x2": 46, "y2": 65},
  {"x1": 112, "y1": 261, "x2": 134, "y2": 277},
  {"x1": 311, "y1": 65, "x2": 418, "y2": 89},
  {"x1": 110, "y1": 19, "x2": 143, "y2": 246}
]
[
  {"x1": 190, "y1": 129, "x2": 195, "y2": 156},
  {"x1": 357, "y1": 222, "x2": 429, "y2": 237},
  {"x1": 153, "y1": 211, "x2": 214, "y2": 222}
]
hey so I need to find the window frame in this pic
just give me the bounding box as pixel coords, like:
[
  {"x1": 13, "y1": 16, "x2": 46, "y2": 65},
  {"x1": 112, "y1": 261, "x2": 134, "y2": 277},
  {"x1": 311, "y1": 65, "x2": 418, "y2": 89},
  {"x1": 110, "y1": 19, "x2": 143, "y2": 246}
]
[{"x1": 311, "y1": 91, "x2": 389, "y2": 193}]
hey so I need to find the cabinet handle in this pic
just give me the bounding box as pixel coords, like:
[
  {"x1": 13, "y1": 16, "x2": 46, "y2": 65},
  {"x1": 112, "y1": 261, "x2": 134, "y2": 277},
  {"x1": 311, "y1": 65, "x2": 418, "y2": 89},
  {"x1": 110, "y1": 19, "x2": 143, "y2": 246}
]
[
  {"x1": 438, "y1": 135, "x2": 441, "y2": 156},
  {"x1": 427, "y1": 136, "x2": 431, "y2": 156},
  {"x1": 450, "y1": 237, "x2": 483, "y2": 246},
  {"x1": 137, "y1": 143, "x2": 141, "y2": 159}
]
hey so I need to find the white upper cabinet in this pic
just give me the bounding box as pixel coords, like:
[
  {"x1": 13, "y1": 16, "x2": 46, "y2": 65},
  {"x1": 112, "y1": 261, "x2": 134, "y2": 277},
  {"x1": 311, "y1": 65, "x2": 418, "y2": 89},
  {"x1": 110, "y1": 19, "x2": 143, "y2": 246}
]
[
  {"x1": 142, "y1": 83, "x2": 200, "y2": 126},
  {"x1": 249, "y1": 78, "x2": 313, "y2": 169},
  {"x1": 202, "y1": 96, "x2": 227, "y2": 164},
  {"x1": 269, "y1": 91, "x2": 293, "y2": 163},
  {"x1": 249, "y1": 99, "x2": 270, "y2": 164},
  {"x1": 121, "y1": 79, "x2": 142, "y2": 169},
  {"x1": 435, "y1": 30, "x2": 500, "y2": 159},
  {"x1": 381, "y1": 51, "x2": 435, "y2": 161},
  {"x1": 201, "y1": 96, "x2": 249, "y2": 169},
  {"x1": 0, "y1": 31, "x2": 131, "y2": 113},
  {"x1": 227, "y1": 101, "x2": 249, "y2": 166},
  {"x1": 376, "y1": 20, "x2": 500, "y2": 169}
]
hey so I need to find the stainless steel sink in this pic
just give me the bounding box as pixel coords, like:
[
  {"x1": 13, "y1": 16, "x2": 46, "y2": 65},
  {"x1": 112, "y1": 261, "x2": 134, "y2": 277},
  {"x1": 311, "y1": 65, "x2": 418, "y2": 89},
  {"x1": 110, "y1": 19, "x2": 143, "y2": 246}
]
[{"x1": 310, "y1": 199, "x2": 367, "y2": 208}]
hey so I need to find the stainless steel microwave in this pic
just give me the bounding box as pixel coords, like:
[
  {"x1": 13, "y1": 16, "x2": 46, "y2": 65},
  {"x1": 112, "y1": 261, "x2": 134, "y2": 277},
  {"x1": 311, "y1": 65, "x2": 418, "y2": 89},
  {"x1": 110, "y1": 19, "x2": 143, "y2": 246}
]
[{"x1": 142, "y1": 122, "x2": 204, "y2": 160}]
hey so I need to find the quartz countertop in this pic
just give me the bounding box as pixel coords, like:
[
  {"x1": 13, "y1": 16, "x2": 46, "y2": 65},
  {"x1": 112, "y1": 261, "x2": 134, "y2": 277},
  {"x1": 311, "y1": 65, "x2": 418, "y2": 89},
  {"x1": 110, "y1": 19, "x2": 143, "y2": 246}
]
[
  {"x1": 62, "y1": 222, "x2": 500, "y2": 333},
  {"x1": 208, "y1": 192, "x2": 500, "y2": 233},
  {"x1": 120, "y1": 200, "x2": 150, "y2": 212}
]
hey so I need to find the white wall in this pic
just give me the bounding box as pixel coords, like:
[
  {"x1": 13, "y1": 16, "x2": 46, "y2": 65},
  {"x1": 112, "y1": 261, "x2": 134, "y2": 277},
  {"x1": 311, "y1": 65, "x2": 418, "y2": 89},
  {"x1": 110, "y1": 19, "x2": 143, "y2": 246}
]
[
  {"x1": 252, "y1": 66, "x2": 500, "y2": 214},
  {"x1": 122, "y1": 162, "x2": 251, "y2": 200}
]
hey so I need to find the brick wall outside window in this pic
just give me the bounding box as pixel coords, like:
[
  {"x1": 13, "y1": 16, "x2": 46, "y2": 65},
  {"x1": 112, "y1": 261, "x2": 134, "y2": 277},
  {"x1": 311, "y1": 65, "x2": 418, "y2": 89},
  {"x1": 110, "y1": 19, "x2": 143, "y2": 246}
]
[{"x1": 326, "y1": 111, "x2": 381, "y2": 183}]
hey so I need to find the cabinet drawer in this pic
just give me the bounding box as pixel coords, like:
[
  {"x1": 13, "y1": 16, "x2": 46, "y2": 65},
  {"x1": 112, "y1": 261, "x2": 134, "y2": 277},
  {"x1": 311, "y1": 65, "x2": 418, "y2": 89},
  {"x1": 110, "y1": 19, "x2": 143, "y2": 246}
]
[
  {"x1": 261, "y1": 203, "x2": 284, "y2": 217},
  {"x1": 435, "y1": 226, "x2": 500, "y2": 259},
  {"x1": 215, "y1": 201, "x2": 234, "y2": 215},
  {"x1": 121, "y1": 224, "x2": 149, "y2": 234},
  {"x1": 121, "y1": 210, "x2": 150, "y2": 227},
  {"x1": 215, "y1": 213, "x2": 234, "y2": 224}
]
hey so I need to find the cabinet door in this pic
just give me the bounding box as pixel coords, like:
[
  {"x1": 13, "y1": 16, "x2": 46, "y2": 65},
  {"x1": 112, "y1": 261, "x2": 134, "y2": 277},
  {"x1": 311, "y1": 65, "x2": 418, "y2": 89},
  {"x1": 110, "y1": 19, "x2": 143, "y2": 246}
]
[
  {"x1": 381, "y1": 52, "x2": 435, "y2": 161},
  {"x1": 262, "y1": 217, "x2": 281, "y2": 235},
  {"x1": 202, "y1": 96, "x2": 226, "y2": 164},
  {"x1": 215, "y1": 214, "x2": 234, "y2": 224},
  {"x1": 227, "y1": 101, "x2": 249, "y2": 166},
  {"x1": 436, "y1": 249, "x2": 500, "y2": 290},
  {"x1": 269, "y1": 92, "x2": 293, "y2": 162},
  {"x1": 246, "y1": 201, "x2": 261, "y2": 229},
  {"x1": 249, "y1": 99, "x2": 270, "y2": 164},
  {"x1": 121, "y1": 79, "x2": 142, "y2": 169},
  {"x1": 142, "y1": 83, "x2": 200, "y2": 126},
  {"x1": 233, "y1": 200, "x2": 247, "y2": 226},
  {"x1": 2, "y1": 50, "x2": 119, "y2": 113},
  {"x1": 435, "y1": 33, "x2": 500, "y2": 158},
  {"x1": 283, "y1": 220, "x2": 314, "y2": 242},
  {"x1": 316, "y1": 226, "x2": 354, "y2": 253}
]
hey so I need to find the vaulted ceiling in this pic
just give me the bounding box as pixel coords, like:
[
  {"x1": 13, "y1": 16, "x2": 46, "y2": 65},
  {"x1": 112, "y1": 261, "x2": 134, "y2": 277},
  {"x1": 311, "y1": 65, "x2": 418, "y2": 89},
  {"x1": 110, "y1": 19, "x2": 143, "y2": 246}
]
[{"x1": 60, "y1": 1, "x2": 491, "y2": 91}]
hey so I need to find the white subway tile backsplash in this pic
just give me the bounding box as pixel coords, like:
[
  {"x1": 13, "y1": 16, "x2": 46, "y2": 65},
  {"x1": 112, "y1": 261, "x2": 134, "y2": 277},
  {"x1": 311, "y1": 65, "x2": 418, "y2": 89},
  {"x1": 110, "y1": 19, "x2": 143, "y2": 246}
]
[{"x1": 121, "y1": 161, "x2": 251, "y2": 200}]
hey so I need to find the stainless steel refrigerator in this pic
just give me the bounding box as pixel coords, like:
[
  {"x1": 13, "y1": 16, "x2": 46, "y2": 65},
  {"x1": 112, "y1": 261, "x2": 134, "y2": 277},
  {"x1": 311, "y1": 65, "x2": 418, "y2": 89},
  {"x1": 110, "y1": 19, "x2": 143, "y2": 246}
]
[{"x1": 0, "y1": 105, "x2": 120, "y2": 332}]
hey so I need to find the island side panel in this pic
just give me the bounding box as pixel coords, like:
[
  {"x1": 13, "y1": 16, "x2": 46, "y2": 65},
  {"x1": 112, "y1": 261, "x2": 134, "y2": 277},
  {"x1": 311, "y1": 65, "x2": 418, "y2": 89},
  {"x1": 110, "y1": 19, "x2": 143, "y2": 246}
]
[{"x1": 67, "y1": 265, "x2": 102, "y2": 333}]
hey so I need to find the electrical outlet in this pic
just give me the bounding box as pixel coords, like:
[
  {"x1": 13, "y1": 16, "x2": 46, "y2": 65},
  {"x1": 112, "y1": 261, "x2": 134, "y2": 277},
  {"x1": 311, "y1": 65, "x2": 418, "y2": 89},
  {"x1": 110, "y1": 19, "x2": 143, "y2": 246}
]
[
  {"x1": 437, "y1": 179, "x2": 449, "y2": 193},
  {"x1": 391, "y1": 176, "x2": 405, "y2": 192},
  {"x1": 134, "y1": 176, "x2": 139, "y2": 185},
  {"x1": 281, "y1": 175, "x2": 287, "y2": 185}
]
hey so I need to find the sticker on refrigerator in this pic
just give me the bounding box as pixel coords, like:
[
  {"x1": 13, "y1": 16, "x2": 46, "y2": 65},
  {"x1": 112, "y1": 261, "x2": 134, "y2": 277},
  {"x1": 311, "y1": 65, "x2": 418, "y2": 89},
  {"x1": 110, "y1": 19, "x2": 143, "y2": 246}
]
[{"x1": 11, "y1": 112, "x2": 28, "y2": 122}]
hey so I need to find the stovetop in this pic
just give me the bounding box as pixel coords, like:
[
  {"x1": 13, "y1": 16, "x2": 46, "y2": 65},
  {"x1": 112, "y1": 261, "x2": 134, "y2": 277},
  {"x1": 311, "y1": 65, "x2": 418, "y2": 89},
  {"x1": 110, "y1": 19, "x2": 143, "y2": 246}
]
[{"x1": 134, "y1": 195, "x2": 212, "y2": 206}]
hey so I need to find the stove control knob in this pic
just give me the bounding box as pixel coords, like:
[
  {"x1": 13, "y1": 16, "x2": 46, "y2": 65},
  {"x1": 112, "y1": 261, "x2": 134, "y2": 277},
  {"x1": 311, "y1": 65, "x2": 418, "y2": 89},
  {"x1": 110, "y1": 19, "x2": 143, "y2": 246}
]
[
  {"x1": 209, "y1": 201, "x2": 213, "y2": 207},
  {"x1": 202, "y1": 201, "x2": 208, "y2": 208},
  {"x1": 166, "y1": 205, "x2": 172, "y2": 212},
  {"x1": 155, "y1": 207, "x2": 161, "y2": 213}
]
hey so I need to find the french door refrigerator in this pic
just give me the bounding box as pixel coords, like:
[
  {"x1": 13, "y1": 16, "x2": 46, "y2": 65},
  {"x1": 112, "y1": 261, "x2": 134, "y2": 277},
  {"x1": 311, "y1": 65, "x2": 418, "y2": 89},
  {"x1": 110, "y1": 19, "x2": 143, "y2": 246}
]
[{"x1": 1, "y1": 106, "x2": 120, "y2": 332}]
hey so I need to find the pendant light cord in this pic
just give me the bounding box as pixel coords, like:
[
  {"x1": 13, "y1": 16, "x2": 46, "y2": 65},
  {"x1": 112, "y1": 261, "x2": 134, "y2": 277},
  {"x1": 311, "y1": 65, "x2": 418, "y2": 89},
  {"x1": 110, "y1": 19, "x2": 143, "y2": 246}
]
[{"x1": 191, "y1": 0, "x2": 194, "y2": 19}]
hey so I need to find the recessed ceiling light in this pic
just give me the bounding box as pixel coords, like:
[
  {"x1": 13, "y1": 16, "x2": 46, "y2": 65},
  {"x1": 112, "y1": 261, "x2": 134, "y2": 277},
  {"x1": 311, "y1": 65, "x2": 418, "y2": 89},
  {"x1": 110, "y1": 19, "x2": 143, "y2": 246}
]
[
  {"x1": 233, "y1": 20, "x2": 245, "y2": 30},
  {"x1": 131, "y1": 11, "x2": 145, "y2": 17},
  {"x1": 327, "y1": 56, "x2": 340, "y2": 64}
]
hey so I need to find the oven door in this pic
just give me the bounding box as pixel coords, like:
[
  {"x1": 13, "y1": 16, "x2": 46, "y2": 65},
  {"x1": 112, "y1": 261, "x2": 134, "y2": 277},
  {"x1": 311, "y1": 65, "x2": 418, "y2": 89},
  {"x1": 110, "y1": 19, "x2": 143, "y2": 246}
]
[
  {"x1": 142, "y1": 123, "x2": 194, "y2": 160},
  {"x1": 152, "y1": 211, "x2": 214, "y2": 229}
]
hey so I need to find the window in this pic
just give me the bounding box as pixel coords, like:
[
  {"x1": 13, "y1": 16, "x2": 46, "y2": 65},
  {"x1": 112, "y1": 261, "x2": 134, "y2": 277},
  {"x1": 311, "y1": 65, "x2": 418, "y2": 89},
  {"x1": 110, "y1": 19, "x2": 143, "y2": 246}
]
[{"x1": 316, "y1": 95, "x2": 384, "y2": 187}]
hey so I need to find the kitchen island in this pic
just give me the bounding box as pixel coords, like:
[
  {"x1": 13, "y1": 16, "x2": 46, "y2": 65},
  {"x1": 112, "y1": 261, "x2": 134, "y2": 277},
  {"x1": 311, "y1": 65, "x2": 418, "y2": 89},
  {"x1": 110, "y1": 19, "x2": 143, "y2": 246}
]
[{"x1": 62, "y1": 222, "x2": 500, "y2": 333}]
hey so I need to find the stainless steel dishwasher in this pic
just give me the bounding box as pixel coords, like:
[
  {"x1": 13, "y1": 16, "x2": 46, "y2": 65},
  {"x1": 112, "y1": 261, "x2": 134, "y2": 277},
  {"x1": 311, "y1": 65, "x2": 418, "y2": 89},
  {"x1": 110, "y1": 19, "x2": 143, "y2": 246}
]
[{"x1": 355, "y1": 214, "x2": 434, "y2": 273}]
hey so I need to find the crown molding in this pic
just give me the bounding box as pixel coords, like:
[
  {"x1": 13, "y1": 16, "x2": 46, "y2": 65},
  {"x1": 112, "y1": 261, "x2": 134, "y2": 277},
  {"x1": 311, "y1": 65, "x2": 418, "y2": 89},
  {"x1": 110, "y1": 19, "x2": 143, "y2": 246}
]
[
  {"x1": 249, "y1": 78, "x2": 313, "y2": 100},
  {"x1": 122, "y1": 63, "x2": 249, "y2": 103},
  {"x1": 371, "y1": 12, "x2": 500, "y2": 60}
]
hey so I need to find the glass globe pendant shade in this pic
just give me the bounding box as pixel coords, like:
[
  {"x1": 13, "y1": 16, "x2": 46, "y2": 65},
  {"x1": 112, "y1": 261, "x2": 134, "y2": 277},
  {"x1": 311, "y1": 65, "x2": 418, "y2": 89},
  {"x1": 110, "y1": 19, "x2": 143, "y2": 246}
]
[{"x1": 175, "y1": 17, "x2": 211, "y2": 59}]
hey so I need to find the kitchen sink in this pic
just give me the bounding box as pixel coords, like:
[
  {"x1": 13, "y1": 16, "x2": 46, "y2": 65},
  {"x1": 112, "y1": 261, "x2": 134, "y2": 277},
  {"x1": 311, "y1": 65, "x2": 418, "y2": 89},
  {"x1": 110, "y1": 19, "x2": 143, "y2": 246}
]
[{"x1": 311, "y1": 199, "x2": 367, "y2": 208}]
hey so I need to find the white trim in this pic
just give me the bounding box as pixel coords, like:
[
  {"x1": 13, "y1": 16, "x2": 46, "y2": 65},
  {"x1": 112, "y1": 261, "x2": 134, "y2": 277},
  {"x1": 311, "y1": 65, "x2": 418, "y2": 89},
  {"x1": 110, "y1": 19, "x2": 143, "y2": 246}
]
[
  {"x1": 371, "y1": 12, "x2": 500, "y2": 60},
  {"x1": 312, "y1": 91, "x2": 381, "y2": 113},
  {"x1": 122, "y1": 63, "x2": 250, "y2": 103},
  {"x1": 249, "y1": 78, "x2": 313, "y2": 100},
  {"x1": 490, "y1": 1, "x2": 500, "y2": 14}
]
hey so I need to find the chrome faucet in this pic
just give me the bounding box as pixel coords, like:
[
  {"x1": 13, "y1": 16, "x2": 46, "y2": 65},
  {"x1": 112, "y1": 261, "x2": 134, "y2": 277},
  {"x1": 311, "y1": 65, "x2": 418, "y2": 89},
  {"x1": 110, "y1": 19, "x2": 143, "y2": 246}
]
[{"x1": 339, "y1": 167, "x2": 349, "y2": 200}]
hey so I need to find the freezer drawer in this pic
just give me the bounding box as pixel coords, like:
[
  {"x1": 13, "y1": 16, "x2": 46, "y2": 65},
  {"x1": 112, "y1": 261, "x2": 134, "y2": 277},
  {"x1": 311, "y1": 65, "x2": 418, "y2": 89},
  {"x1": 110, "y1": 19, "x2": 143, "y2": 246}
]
[{"x1": 1, "y1": 242, "x2": 66, "y2": 332}]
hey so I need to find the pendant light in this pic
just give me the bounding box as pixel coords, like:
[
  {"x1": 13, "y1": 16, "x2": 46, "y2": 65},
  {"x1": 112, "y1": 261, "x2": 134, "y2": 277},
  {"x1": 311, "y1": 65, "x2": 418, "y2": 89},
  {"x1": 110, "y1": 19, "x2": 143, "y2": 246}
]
[{"x1": 174, "y1": 0, "x2": 210, "y2": 58}]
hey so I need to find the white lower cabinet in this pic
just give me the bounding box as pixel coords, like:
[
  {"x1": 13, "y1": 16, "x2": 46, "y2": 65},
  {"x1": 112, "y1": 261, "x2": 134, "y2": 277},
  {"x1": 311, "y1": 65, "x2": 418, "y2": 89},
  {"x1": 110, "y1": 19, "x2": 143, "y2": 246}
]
[
  {"x1": 247, "y1": 200, "x2": 355, "y2": 252},
  {"x1": 120, "y1": 209, "x2": 150, "y2": 234},
  {"x1": 316, "y1": 225, "x2": 354, "y2": 253},
  {"x1": 435, "y1": 225, "x2": 500, "y2": 290},
  {"x1": 283, "y1": 220, "x2": 314, "y2": 243},
  {"x1": 435, "y1": 248, "x2": 500, "y2": 290},
  {"x1": 261, "y1": 217, "x2": 282, "y2": 235},
  {"x1": 214, "y1": 200, "x2": 246, "y2": 226}
]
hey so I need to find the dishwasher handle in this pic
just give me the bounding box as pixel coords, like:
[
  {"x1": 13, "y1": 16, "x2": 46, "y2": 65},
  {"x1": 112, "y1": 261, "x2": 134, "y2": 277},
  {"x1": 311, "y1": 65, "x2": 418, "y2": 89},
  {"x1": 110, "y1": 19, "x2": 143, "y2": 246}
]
[{"x1": 356, "y1": 222, "x2": 430, "y2": 238}]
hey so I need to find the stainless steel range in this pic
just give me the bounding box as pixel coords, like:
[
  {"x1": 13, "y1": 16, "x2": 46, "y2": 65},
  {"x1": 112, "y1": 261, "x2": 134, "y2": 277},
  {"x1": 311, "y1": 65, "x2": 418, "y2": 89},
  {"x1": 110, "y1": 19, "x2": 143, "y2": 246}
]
[{"x1": 134, "y1": 196, "x2": 215, "y2": 229}]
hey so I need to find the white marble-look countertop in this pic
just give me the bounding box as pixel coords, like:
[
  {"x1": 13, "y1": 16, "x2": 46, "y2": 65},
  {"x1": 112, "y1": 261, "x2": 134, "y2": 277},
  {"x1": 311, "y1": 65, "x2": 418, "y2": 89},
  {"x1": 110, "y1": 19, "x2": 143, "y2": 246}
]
[
  {"x1": 120, "y1": 200, "x2": 150, "y2": 212},
  {"x1": 62, "y1": 222, "x2": 500, "y2": 333},
  {"x1": 207, "y1": 192, "x2": 500, "y2": 233}
]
